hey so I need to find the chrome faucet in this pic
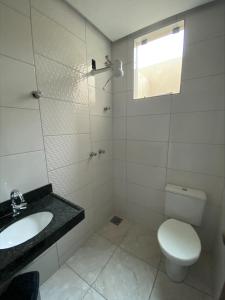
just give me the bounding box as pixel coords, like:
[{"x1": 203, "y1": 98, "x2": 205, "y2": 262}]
[{"x1": 10, "y1": 189, "x2": 27, "y2": 217}]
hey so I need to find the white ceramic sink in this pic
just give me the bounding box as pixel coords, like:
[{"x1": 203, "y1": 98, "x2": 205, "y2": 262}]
[{"x1": 0, "y1": 212, "x2": 53, "y2": 250}]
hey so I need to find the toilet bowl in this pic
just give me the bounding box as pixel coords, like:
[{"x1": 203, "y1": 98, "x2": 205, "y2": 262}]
[
  {"x1": 158, "y1": 218, "x2": 201, "y2": 282},
  {"x1": 157, "y1": 184, "x2": 206, "y2": 282}
]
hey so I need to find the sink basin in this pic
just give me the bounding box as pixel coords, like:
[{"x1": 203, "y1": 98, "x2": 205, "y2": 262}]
[{"x1": 0, "y1": 212, "x2": 53, "y2": 249}]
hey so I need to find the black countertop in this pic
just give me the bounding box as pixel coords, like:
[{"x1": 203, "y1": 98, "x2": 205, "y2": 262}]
[{"x1": 0, "y1": 184, "x2": 85, "y2": 286}]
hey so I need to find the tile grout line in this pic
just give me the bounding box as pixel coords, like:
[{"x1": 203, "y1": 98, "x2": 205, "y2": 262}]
[{"x1": 29, "y1": 0, "x2": 50, "y2": 184}]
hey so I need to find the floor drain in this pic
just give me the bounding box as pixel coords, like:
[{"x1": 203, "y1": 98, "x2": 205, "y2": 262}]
[{"x1": 110, "y1": 216, "x2": 123, "y2": 225}]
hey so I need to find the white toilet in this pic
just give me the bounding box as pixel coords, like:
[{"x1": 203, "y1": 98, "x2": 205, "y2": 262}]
[{"x1": 157, "y1": 184, "x2": 207, "y2": 282}]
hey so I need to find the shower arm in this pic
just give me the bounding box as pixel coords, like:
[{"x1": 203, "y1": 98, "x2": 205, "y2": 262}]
[{"x1": 90, "y1": 65, "x2": 111, "y2": 76}]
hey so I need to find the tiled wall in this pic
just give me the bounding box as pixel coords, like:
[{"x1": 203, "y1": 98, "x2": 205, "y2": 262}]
[
  {"x1": 0, "y1": 0, "x2": 113, "y2": 282},
  {"x1": 212, "y1": 189, "x2": 225, "y2": 299},
  {"x1": 112, "y1": 0, "x2": 225, "y2": 251}
]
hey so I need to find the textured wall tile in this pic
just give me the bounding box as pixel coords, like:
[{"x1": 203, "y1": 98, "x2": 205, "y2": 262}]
[
  {"x1": 31, "y1": 0, "x2": 85, "y2": 40},
  {"x1": 89, "y1": 86, "x2": 112, "y2": 116},
  {"x1": 48, "y1": 160, "x2": 92, "y2": 196},
  {"x1": 32, "y1": 9, "x2": 86, "y2": 71},
  {"x1": 40, "y1": 98, "x2": 89, "y2": 136},
  {"x1": 44, "y1": 134, "x2": 91, "y2": 171},
  {"x1": 35, "y1": 55, "x2": 88, "y2": 103},
  {"x1": 90, "y1": 116, "x2": 112, "y2": 142}
]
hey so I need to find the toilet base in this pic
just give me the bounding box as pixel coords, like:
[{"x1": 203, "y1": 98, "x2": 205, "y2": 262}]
[{"x1": 165, "y1": 258, "x2": 188, "y2": 282}]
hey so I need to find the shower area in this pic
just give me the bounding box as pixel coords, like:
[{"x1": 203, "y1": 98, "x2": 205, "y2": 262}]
[{"x1": 0, "y1": 0, "x2": 224, "y2": 299}]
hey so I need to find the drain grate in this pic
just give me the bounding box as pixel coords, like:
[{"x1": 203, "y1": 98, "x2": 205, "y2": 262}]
[{"x1": 110, "y1": 216, "x2": 123, "y2": 225}]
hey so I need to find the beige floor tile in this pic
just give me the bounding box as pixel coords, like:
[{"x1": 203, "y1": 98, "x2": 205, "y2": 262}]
[
  {"x1": 66, "y1": 234, "x2": 116, "y2": 284},
  {"x1": 120, "y1": 224, "x2": 161, "y2": 267},
  {"x1": 98, "y1": 218, "x2": 131, "y2": 245},
  {"x1": 185, "y1": 252, "x2": 212, "y2": 295},
  {"x1": 150, "y1": 271, "x2": 206, "y2": 300},
  {"x1": 94, "y1": 248, "x2": 157, "y2": 300},
  {"x1": 40, "y1": 264, "x2": 89, "y2": 300},
  {"x1": 83, "y1": 288, "x2": 106, "y2": 300}
]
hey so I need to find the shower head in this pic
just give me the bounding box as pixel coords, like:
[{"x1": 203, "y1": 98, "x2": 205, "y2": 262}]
[{"x1": 112, "y1": 59, "x2": 124, "y2": 78}]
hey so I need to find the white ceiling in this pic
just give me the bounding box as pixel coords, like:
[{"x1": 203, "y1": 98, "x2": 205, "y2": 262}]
[{"x1": 66, "y1": 0, "x2": 214, "y2": 41}]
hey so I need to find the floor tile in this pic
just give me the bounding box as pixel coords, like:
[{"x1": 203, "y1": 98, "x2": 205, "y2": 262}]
[
  {"x1": 67, "y1": 234, "x2": 116, "y2": 284},
  {"x1": 83, "y1": 288, "x2": 106, "y2": 300},
  {"x1": 98, "y1": 218, "x2": 131, "y2": 245},
  {"x1": 40, "y1": 265, "x2": 89, "y2": 300},
  {"x1": 94, "y1": 248, "x2": 157, "y2": 300},
  {"x1": 185, "y1": 252, "x2": 212, "y2": 295},
  {"x1": 150, "y1": 272, "x2": 206, "y2": 300},
  {"x1": 120, "y1": 224, "x2": 161, "y2": 267}
]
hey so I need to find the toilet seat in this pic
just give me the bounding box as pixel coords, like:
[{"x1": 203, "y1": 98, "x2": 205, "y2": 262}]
[{"x1": 158, "y1": 219, "x2": 201, "y2": 266}]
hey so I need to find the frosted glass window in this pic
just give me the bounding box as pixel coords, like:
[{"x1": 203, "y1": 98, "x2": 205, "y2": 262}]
[{"x1": 134, "y1": 21, "x2": 184, "y2": 99}]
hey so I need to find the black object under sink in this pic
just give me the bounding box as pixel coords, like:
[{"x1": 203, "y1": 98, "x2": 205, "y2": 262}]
[{"x1": 0, "y1": 184, "x2": 85, "y2": 287}]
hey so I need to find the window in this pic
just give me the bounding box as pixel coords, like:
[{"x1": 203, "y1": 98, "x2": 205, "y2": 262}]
[{"x1": 133, "y1": 21, "x2": 184, "y2": 99}]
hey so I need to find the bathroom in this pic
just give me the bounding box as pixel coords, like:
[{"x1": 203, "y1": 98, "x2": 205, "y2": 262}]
[{"x1": 0, "y1": 0, "x2": 224, "y2": 299}]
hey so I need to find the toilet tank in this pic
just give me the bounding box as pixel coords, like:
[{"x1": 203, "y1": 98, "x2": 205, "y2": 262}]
[{"x1": 165, "y1": 184, "x2": 207, "y2": 226}]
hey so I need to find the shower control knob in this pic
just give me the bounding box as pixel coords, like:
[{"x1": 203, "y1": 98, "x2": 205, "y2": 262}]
[
  {"x1": 98, "y1": 149, "x2": 106, "y2": 155},
  {"x1": 89, "y1": 152, "x2": 97, "y2": 158},
  {"x1": 103, "y1": 106, "x2": 111, "y2": 112},
  {"x1": 32, "y1": 90, "x2": 42, "y2": 99}
]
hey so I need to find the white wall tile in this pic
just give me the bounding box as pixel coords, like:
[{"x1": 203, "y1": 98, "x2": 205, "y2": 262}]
[
  {"x1": 172, "y1": 74, "x2": 225, "y2": 113},
  {"x1": 127, "y1": 202, "x2": 164, "y2": 231},
  {"x1": 90, "y1": 116, "x2": 112, "y2": 142},
  {"x1": 92, "y1": 160, "x2": 112, "y2": 188},
  {"x1": 127, "y1": 94, "x2": 171, "y2": 116},
  {"x1": 168, "y1": 143, "x2": 225, "y2": 176},
  {"x1": 49, "y1": 160, "x2": 91, "y2": 196},
  {"x1": 166, "y1": 168, "x2": 224, "y2": 207},
  {"x1": 184, "y1": 2, "x2": 225, "y2": 45},
  {"x1": 0, "y1": 107, "x2": 43, "y2": 155},
  {"x1": 127, "y1": 183, "x2": 165, "y2": 213},
  {"x1": 112, "y1": 64, "x2": 128, "y2": 93},
  {"x1": 127, "y1": 162, "x2": 166, "y2": 190},
  {"x1": 65, "y1": 185, "x2": 93, "y2": 210},
  {"x1": 127, "y1": 140, "x2": 168, "y2": 167},
  {"x1": 92, "y1": 180, "x2": 113, "y2": 207},
  {"x1": 93, "y1": 141, "x2": 112, "y2": 161},
  {"x1": 89, "y1": 86, "x2": 112, "y2": 116},
  {"x1": 113, "y1": 117, "x2": 126, "y2": 140},
  {"x1": 31, "y1": 0, "x2": 85, "y2": 41},
  {"x1": 170, "y1": 111, "x2": 225, "y2": 144},
  {"x1": 0, "y1": 3, "x2": 33, "y2": 63},
  {"x1": 127, "y1": 114, "x2": 170, "y2": 141},
  {"x1": 112, "y1": 38, "x2": 129, "y2": 64},
  {"x1": 113, "y1": 159, "x2": 126, "y2": 181},
  {"x1": 196, "y1": 203, "x2": 220, "y2": 251},
  {"x1": 0, "y1": 151, "x2": 48, "y2": 202},
  {"x1": 113, "y1": 92, "x2": 127, "y2": 117},
  {"x1": 113, "y1": 179, "x2": 127, "y2": 217},
  {"x1": 182, "y1": 36, "x2": 224, "y2": 80},
  {"x1": 0, "y1": 0, "x2": 30, "y2": 16},
  {"x1": 21, "y1": 245, "x2": 59, "y2": 285},
  {"x1": 0, "y1": 55, "x2": 38, "y2": 109},
  {"x1": 32, "y1": 9, "x2": 86, "y2": 72},
  {"x1": 86, "y1": 23, "x2": 111, "y2": 59},
  {"x1": 113, "y1": 140, "x2": 126, "y2": 160},
  {"x1": 40, "y1": 99, "x2": 89, "y2": 136},
  {"x1": 35, "y1": 55, "x2": 88, "y2": 103},
  {"x1": 44, "y1": 134, "x2": 91, "y2": 171},
  {"x1": 88, "y1": 69, "x2": 112, "y2": 93}
]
